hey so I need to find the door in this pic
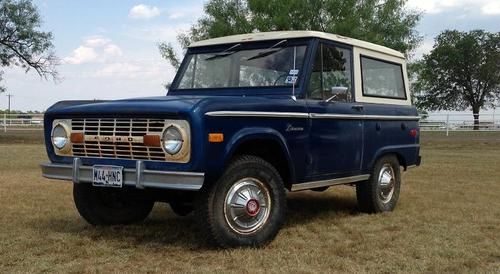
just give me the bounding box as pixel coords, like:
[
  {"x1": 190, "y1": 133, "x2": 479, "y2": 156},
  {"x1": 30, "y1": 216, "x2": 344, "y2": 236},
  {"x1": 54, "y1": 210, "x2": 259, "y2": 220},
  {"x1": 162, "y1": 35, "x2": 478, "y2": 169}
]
[{"x1": 306, "y1": 42, "x2": 363, "y2": 178}]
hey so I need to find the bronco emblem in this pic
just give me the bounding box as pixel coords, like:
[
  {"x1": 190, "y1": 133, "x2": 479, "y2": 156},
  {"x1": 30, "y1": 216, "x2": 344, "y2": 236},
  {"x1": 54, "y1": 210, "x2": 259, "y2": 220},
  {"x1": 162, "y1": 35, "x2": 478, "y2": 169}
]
[{"x1": 84, "y1": 135, "x2": 144, "y2": 143}]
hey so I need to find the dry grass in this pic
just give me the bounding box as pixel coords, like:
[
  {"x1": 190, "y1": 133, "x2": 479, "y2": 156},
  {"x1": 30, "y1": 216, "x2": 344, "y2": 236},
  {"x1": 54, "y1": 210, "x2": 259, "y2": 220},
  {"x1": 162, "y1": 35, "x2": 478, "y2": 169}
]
[
  {"x1": 0, "y1": 131, "x2": 499, "y2": 273},
  {"x1": 0, "y1": 130, "x2": 44, "y2": 144}
]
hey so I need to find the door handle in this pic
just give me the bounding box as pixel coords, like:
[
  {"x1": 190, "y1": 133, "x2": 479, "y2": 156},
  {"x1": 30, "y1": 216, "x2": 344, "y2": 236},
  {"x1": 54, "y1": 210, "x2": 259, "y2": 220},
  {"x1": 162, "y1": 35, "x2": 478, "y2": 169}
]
[{"x1": 351, "y1": 105, "x2": 364, "y2": 111}]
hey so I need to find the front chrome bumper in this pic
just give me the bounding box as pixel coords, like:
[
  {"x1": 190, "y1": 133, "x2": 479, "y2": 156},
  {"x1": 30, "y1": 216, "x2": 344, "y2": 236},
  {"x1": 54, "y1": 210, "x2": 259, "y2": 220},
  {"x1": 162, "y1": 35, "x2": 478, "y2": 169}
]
[{"x1": 40, "y1": 158, "x2": 204, "y2": 191}]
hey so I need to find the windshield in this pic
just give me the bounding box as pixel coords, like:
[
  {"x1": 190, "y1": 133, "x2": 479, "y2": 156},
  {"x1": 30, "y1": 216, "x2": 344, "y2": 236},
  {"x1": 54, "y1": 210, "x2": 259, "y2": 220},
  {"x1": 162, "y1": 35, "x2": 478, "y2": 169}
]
[{"x1": 175, "y1": 44, "x2": 307, "y2": 90}]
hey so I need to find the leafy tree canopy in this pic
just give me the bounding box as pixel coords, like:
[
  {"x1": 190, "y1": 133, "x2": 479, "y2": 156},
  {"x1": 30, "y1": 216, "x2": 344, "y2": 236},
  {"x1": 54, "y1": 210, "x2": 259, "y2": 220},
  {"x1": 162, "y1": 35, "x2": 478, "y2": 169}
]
[
  {"x1": 413, "y1": 30, "x2": 500, "y2": 128},
  {"x1": 160, "y1": 0, "x2": 422, "y2": 69},
  {"x1": 0, "y1": 71, "x2": 4, "y2": 93},
  {"x1": 0, "y1": 0, "x2": 58, "y2": 92}
]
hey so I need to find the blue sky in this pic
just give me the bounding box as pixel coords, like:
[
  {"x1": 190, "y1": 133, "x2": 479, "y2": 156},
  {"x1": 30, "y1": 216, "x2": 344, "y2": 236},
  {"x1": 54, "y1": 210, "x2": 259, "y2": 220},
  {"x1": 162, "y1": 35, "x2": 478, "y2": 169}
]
[{"x1": 1, "y1": 0, "x2": 499, "y2": 111}]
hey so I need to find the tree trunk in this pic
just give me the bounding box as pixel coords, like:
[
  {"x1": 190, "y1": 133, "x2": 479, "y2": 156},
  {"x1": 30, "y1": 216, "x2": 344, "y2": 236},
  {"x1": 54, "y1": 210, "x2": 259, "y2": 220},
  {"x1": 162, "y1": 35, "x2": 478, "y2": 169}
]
[{"x1": 473, "y1": 108, "x2": 480, "y2": 130}]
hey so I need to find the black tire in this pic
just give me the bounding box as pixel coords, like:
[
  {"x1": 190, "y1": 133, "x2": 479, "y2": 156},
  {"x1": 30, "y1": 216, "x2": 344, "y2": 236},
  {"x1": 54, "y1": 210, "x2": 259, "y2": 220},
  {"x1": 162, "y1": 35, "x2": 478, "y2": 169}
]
[
  {"x1": 356, "y1": 155, "x2": 401, "y2": 213},
  {"x1": 169, "y1": 201, "x2": 193, "y2": 216},
  {"x1": 73, "y1": 184, "x2": 154, "y2": 225},
  {"x1": 196, "y1": 155, "x2": 287, "y2": 248}
]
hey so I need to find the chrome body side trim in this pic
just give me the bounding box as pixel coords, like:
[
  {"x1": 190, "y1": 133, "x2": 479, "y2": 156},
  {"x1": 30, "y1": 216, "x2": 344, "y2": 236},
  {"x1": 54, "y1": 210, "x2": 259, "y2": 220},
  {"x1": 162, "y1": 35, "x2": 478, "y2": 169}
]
[
  {"x1": 309, "y1": 113, "x2": 420, "y2": 121},
  {"x1": 291, "y1": 174, "x2": 370, "y2": 192},
  {"x1": 205, "y1": 111, "x2": 420, "y2": 121},
  {"x1": 41, "y1": 161, "x2": 205, "y2": 191},
  {"x1": 205, "y1": 111, "x2": 309, "y2": 118}
]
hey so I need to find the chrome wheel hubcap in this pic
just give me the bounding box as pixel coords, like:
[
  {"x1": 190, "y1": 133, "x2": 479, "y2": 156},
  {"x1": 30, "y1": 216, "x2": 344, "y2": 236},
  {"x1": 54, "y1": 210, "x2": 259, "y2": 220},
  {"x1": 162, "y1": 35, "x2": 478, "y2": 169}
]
[
  {"x1": 224, "y1": 178, "x2": 271, "y2": 234},
  {"x1": 378, "y1": 164, "x2": 395, "y2": 204}
]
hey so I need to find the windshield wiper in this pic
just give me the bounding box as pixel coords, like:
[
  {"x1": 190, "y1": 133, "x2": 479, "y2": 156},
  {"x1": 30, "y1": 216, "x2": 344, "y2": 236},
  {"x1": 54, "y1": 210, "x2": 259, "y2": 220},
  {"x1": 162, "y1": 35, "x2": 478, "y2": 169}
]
[
  {"x1": 205, "y1": 43, "x2": 242, "y2": 61},
  {"x1": 246, "y1": 39, "x2": 288, "y2": 61}
]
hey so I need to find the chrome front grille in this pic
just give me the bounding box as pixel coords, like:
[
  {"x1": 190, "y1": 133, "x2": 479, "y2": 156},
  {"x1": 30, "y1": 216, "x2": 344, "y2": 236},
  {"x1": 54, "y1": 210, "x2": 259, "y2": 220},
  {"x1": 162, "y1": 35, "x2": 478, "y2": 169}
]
[{"x1": 71, "y1": 118, "x2": 168, "y2": 161}]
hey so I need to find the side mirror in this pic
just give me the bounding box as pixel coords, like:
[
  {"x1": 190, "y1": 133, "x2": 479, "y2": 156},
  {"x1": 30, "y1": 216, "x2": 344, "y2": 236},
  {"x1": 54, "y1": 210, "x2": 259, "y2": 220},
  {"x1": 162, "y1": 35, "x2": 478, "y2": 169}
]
[
  {"x1": 331, "y1": 86, "x2": 348, "y2": 94},
  {"x1": 325, "y1": 86, "x2": 349, "y2": 103}
]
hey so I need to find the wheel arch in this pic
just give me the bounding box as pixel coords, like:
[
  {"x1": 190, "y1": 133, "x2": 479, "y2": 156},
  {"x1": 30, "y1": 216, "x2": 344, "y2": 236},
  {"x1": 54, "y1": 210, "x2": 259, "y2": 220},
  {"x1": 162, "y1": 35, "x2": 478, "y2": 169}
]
[
  {"x1": 224, "y1": 127, "x2": 295, "y2": 190},
  {"x1": 369, "y1": 146, "x2": 411, "y2": 171}
]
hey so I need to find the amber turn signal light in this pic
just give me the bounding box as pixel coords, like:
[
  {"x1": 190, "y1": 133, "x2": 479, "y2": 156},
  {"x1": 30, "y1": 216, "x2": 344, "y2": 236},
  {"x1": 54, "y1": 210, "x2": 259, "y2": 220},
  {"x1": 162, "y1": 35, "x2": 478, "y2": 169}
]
[
  {"x1": 70, "y1": 133, "x2": 84, "y2": 143},
  {"x1": 143, "y1": 135, "x2": 161, "y2": 147},
  {"x1": 208, "y1": 133, "x2": 224, "y2": 143}
]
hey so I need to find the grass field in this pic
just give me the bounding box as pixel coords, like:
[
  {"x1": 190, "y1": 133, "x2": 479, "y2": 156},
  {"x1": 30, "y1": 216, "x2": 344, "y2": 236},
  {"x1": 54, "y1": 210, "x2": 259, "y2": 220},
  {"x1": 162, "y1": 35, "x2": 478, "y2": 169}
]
[{"x1": 0, "y1": 131, "x2": 499, "y2": 273}]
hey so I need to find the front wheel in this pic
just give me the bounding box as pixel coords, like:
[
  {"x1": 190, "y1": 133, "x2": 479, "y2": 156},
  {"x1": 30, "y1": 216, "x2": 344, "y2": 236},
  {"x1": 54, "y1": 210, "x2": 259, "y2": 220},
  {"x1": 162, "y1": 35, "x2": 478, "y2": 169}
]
[
  {"x1": 73, "y1": 184, "x2": 154, "y2": 225},
  {"x1": 196, "y1": 155, "x2": 286, "y2": 247},
  {"x1": 356, "y1": 155, "x2": 401, "y2": 213}
]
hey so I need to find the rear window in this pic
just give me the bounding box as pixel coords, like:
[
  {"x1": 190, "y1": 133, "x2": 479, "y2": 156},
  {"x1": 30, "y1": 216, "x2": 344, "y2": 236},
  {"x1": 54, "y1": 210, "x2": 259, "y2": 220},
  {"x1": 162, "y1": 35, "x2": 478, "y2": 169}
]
[{"x1": 361, "y1": 56, "x2": 406, "y2": 99}]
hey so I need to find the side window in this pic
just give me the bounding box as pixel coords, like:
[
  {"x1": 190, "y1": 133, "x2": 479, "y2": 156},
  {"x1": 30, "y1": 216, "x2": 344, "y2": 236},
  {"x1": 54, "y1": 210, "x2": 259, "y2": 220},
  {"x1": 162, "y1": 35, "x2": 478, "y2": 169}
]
[
  {"x1": 307, "y1": 43, "x2": 352, "y2": 102},
  {"x1": 361, "y1": 56, "x2": 406, "y2": 99}
]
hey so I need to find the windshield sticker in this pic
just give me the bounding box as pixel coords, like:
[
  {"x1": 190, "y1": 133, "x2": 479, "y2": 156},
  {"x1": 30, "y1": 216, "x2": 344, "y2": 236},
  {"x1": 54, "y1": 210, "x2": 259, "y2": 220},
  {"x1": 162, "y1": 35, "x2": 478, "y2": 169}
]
[
  {"x1": 285, "y1": 76, "x2": 298, "y2": 84},
  {"x1": 289, "y1": 69, "x2": 299, "y2": 75}
]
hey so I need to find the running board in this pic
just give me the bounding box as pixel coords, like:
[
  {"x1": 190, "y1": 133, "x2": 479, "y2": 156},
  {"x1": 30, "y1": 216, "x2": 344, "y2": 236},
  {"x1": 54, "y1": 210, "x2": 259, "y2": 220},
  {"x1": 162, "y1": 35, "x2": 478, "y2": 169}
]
[{"x1": 290, "y1": 174, "x2": 370, "y2": 192}]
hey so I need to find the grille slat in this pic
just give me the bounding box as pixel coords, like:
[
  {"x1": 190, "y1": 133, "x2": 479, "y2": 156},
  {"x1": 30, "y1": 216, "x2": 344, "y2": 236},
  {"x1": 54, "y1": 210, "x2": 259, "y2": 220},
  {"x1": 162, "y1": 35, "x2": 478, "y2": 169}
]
[{"x1": 71, "y1": 118, "x2": 167, "y2": 161}]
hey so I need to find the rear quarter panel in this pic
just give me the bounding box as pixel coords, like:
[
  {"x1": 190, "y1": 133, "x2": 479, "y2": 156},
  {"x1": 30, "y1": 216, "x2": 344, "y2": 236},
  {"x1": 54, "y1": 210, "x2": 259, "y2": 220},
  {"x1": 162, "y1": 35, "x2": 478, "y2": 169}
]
[{"x1": 361, "y1": 103, "x2": 420, "y2": 171}]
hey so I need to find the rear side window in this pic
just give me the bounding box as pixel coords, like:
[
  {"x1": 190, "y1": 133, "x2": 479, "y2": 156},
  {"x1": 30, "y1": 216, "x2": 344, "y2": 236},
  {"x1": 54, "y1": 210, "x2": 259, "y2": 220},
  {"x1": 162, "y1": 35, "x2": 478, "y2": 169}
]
[{"x1": 361, "y1": 56, "x2": 406, "y2": 99}]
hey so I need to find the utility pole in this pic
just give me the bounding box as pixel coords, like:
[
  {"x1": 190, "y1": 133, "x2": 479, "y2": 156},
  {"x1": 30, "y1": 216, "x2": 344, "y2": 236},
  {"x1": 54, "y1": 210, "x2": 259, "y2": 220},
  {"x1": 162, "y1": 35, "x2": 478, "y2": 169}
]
[
  {"x1": 6, "y1": 94, "x2": 13, "y2": 113},
  {"x1": 6, "y1": 94, "x2": 13, "y2": 126}
]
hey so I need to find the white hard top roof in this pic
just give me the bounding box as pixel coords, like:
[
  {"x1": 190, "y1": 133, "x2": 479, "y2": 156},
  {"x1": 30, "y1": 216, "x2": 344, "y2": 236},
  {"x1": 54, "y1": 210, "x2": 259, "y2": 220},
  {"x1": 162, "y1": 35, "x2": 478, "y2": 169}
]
[{"x1": 189, "y1": 30, "x2": 405, "y2": 59}]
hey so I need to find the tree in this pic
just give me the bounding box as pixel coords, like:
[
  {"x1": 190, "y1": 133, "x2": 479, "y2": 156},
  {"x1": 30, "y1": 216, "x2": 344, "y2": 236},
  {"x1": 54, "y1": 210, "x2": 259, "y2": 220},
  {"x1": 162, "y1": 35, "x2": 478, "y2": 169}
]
[
  {"x1": 0, "y1": 71, "x2": 4, "y2": 93},
  {"x1": 160, "y1": 0, "x2": 422, "y2": 69},
  {"x1": 0, "y1": 0, "x2": 58, "y2": 91},
  {"x1": 414, "y1": 30, "x2": 500, "y2": 130}
]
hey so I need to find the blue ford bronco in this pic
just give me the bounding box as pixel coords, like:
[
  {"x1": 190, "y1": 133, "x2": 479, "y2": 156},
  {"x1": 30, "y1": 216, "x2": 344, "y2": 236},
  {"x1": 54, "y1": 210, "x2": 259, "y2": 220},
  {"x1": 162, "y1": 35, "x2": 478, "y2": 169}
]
[{"x1": 42, "y1": 31, "x2": 421, "y2": 247}]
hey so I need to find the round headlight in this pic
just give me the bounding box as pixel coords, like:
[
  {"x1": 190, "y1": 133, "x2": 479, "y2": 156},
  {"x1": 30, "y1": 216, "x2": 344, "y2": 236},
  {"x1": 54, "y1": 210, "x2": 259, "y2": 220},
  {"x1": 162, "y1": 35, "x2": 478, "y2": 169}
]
[
  {"x1": 162, "y1": 126, "x2": 184, "y2": 155},
  {"x1": 52, "y1": 124, "x2": 69, "y2": 150}
]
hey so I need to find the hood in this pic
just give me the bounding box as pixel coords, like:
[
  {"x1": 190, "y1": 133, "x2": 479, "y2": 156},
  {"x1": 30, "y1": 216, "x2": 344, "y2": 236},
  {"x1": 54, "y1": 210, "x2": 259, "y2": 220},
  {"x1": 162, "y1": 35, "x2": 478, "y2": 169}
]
[
  {"x1": 45, "y1": 96, "x2": 207, "y2": 118},
  {"x1": 45, "y1": 94, "x2": 309, "y2": 120}
]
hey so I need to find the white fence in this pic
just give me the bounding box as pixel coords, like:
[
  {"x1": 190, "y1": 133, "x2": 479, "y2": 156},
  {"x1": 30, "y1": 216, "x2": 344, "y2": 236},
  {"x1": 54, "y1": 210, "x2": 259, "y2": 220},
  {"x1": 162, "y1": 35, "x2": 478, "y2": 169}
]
[
  {"x1": 1, "y1": 113, "x2": 44, "y2": 132},
  {"x1": 1, "y1": 112, "x2": 499, "y2": 134},
  {"x1": 420, "y1": 113, "x2": 500, "y2": 135}
]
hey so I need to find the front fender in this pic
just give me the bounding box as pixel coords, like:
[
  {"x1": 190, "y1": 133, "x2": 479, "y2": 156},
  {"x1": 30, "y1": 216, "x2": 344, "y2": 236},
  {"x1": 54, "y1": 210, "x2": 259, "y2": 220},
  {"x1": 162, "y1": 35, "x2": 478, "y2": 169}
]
[{"x1": 205, "y1": 127, "x2": 296, "y2": 184}]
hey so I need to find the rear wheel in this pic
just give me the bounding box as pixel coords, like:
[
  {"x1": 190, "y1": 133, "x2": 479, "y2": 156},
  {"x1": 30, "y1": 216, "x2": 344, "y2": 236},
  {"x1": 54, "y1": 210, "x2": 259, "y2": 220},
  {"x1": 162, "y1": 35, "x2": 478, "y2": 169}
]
[
  {"x1": 356, "y1": 155, "x2": 401, "y2": 213},
  {"x1": 196, "y1": 155, "x2": 286, "y2": 247},
  {"x1": 73, "y1": 184, "x2": 154, "y2": 225}
]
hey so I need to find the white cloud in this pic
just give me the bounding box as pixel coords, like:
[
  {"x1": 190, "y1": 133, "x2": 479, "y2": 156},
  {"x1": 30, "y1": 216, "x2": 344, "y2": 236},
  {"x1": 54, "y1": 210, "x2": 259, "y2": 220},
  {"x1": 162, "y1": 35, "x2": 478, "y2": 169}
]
[
  {"x1": 413, "y1": 40, "x2": 435, "y2": 59},
  {"x1": 481, "y1": 2, "x2": 500, "y2": 15},
  {"x1": 129, "y1": 4, "x2": 161, "y2": 19},
  {"x1": 407, "y1": 0, "x2": 500, "y2": 15},
  {"x1": 104, "y1": 44, "x2": 123, "y2": 57},
  {"x1": 84, "y1": 37, "x2": 111, "y2": 47},
  {"x1": 64, "y1": 36, "x2": 123, "y2": 64},
  {"x1": 64, "y1": 46, "x2": 98, "y2": 64},
  {"x1": 407, "y1": 0, "x2": 457, "y2": 13}
]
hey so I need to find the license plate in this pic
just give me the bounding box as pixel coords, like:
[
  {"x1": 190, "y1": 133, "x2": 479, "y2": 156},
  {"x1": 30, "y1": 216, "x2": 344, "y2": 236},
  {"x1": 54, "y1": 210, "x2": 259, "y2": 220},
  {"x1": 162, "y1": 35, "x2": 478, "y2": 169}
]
[{"x1": 92, "y1": 165, "x2": 123, "y2": 188}]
